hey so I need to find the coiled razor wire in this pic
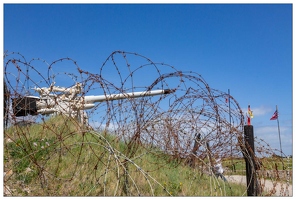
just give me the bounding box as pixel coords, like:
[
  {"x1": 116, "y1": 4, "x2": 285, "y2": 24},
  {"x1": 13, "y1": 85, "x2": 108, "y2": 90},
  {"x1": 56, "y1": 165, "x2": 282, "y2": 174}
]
[{"x1": 3, "y1": 51, "x2": 292, "y2": 196}]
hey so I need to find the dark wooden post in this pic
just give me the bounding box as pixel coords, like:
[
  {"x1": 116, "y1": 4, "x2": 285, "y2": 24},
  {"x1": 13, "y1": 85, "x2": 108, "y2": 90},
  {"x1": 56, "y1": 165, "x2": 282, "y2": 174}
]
[
  {"x1": 186, "y1": 133, "x2": 201, "y2": 168},
  {"x1": 4, "y1": 81, "x2": 10, "y2": 128},
  {"x1": 206, "y1": 142, "x2": 214, "y2": 172},
  {"x1": 244, "y1": 125, "x2": 259, "y2": 196}
]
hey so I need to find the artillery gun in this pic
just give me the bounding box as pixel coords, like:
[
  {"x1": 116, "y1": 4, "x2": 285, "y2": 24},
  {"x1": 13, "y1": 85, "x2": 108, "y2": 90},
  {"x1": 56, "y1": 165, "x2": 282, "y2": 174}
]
[{"x1": 11, "y1": 82, "x2": 174, "y2": 122}]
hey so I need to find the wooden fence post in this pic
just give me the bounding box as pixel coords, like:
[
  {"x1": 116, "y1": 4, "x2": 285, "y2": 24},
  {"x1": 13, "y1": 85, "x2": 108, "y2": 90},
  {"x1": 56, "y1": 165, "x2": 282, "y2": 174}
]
[{"x1": 244, "y1": 125, "x2": 260, "y2": 196}]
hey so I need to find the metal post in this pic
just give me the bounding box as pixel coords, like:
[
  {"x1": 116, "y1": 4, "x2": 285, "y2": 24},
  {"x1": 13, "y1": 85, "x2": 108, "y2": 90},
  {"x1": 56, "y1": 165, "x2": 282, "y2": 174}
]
[
  {"x1": 228, "y1": 89, "x2": 234, "y2": 171},
  {"x1": 275, "y1": 105, "x2": 283, "y2": 158}
]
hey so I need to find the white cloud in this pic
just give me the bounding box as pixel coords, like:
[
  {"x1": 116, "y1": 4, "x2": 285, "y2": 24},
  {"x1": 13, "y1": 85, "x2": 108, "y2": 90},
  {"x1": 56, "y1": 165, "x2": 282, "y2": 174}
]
[
  {"x1": 254, "y1": 125, "x2": 292, "y2": 155},
  {"x1": 242, "y1": 105, "x2": 272, "y2": 117},
  {"x1": 255, "y1": 126, "x2": 287, "y2": 135}
]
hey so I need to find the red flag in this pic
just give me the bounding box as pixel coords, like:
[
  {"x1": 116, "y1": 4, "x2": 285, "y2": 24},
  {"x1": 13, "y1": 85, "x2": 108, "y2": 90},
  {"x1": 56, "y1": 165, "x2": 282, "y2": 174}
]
[{"x1": 270, "y1": 110, "x2": 278, "y2": 120}]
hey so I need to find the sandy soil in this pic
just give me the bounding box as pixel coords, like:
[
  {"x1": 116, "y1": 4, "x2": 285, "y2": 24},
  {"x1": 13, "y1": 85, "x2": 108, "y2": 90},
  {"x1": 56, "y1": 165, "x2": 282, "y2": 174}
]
[{"x1": 226, "y1": 175, "x2": 293, "y2": 196}]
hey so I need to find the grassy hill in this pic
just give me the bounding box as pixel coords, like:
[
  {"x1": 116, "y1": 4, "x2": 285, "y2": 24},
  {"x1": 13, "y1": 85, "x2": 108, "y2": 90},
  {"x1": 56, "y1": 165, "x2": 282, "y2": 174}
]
[{"x1": 4, "y1": 115, "x2": 252, "y2": 196}]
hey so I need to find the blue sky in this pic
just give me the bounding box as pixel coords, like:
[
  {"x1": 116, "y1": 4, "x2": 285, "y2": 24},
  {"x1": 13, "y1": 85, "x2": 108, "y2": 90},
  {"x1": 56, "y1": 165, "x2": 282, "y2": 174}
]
[{"x1": 2, "y1": 3, "x2": 293, "y2": 155}]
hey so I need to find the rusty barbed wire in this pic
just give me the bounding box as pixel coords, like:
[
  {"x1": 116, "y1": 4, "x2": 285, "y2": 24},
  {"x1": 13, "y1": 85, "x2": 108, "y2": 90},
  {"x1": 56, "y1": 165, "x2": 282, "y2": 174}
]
[{"x1": 3, "y1": 51, "x2": 292, "y2": 196}]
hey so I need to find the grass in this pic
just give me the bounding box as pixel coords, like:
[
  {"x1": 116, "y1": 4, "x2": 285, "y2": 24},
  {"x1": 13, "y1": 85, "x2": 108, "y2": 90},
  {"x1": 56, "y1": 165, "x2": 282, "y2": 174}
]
[
  {"x1": 3, "y1": 115, "x2": 272, "y2": 196},
  {"x1": 224, "y1": 157, "x2": 292, "y2": 172}
]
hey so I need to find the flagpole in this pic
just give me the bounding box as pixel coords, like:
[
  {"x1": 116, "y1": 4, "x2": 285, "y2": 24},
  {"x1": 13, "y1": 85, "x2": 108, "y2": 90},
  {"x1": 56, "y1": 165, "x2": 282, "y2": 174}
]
[
  {"x1": 228, "y1": 89, "x2": 231, "y2": 128},
  {"x1": 276, "y1": 105, "x2": 283, "y2": 158},
  {"x1": 228, "y1": 89, "x2": 234, "y2": 169}
]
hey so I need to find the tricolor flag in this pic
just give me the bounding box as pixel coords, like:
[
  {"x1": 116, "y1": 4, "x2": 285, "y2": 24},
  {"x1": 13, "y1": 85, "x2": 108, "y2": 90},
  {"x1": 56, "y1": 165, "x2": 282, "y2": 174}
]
[
  {"x1": 246, "y1": 105, "x2": 254, "y2": 125},
  {"x1": 270, "y1": 110, "x2": 278, "y2": 120}
]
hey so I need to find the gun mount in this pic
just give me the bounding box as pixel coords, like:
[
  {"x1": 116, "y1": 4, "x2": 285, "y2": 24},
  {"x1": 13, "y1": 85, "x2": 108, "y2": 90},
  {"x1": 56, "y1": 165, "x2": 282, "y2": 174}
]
[{"x1": 12, "y1": 82, "x2": 175, "y2": 118}]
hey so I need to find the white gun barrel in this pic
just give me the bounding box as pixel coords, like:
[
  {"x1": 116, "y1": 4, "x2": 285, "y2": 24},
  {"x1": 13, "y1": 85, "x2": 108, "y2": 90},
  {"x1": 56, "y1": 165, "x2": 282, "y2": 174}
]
[
  {"x1": 14, "y1": 86, "x2": 175, "y2": 117},
  {"x1": 84, "y1": 89, "x2": 174, "y2": 104},
  {"x1": 37, "y1": 108, "x2": 56, "y2": 115}
]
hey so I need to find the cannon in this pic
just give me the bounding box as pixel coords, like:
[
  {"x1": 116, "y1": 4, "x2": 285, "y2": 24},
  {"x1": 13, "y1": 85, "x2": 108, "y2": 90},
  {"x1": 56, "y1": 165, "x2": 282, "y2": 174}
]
[{"x1": 12, "y1": 82, "x2": 174, "y2": 119}]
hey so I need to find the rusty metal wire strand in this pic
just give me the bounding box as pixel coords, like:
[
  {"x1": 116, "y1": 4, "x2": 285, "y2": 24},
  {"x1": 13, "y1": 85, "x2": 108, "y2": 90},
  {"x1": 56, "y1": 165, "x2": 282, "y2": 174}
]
[{"x1": 3, "y1": 51, "x2": 291, "y2": 196}]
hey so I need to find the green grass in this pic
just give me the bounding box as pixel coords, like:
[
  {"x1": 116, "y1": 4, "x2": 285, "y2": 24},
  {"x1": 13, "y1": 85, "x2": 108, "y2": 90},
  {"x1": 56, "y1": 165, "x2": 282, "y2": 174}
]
[
  {"x1": 3, "y1": 115, "x2": 259, "y2": 196},
  {"x1": 223, "y1": 157, "x2": 292, "y2": 175}
]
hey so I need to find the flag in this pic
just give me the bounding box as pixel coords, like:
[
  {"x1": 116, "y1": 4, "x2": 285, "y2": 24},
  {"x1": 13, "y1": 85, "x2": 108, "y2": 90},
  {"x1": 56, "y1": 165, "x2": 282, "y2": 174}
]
[
  {"x1": 225, "y1": 97, "x2": 228, "y2": 103},
  {"x1": 248, "y1": 105, "x2": 254, "y2": 118},
  {"x1": 247, "y1": 115, "x2": 251, "y2": 125},
  {"x1": 270, "y1": 110, "x2": 278, "y2": 120},
  {"x1": 249, "y1": 110, "x2": 254, "y2": 118}
]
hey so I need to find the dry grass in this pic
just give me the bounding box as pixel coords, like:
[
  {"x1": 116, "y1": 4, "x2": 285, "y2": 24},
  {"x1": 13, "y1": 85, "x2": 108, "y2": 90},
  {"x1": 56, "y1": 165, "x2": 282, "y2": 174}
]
[{"x1": 4, "y1": 115, "x2": 247, "y2": 196}]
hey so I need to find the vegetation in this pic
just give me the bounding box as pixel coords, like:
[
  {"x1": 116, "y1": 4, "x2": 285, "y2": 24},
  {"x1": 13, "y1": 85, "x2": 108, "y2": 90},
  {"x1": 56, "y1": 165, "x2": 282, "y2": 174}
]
[
  {"x1": 4, "y1": 115, "x2": 290, "y2": 196},
  {"x1": 223, "y1": 156, "x2": 292, "y2": 175}
]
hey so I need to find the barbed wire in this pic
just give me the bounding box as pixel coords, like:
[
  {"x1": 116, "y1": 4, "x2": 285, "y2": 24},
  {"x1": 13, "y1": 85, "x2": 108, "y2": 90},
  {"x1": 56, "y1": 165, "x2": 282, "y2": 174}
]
[{"x1": 3, "y1": 51, "x2": 291, "y2": 196}]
